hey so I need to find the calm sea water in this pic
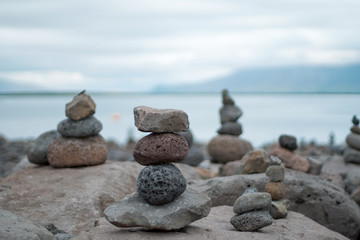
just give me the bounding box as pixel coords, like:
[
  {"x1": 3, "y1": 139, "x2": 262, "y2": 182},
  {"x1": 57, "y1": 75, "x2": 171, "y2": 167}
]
[{"x1": 0, "y1": 93, "x2": 359, "y2": 147}]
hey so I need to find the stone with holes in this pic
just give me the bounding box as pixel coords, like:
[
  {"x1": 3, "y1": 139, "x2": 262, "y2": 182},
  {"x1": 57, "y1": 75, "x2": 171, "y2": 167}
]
[{"x1": 230, "y1": 210, "x2": 273, "y2": 231}]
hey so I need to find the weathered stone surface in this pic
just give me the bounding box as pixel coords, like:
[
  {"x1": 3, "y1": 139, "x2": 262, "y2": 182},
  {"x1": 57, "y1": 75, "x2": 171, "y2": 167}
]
[
  {"x1": 133, "y1": 133, "x2": 188, "y2": 165},
  {"x1": 269, "y1": 146, "x2": 310, "y2": 172},
  {"x1": 217, "y1": 122, "x2": 243, "y2": 136},
  {"x1": 269, "y1": 200, "x2": 289, "y2": 219},
  {"x1": 222, "y1": 89, "x2": 235, "y2": 105},
  {"x1": 344, "y1": 147, "x2": 360, "y2": 164},
  {"x1": 177, "y1": 130, "x2": 193, "y2": 147},
  {"x1": 188, "y1": 170, "x2": 360, "y2": 239},
  {"x1": 0, "y1": 161, "x2": 200, "y2": 235},
  {"x1": 134, "y1": 106, "x2": 189, "y2": 133},
  {"x1": 220, "y1": 105, "x2": 243, "y2": 124},
  {"x1": 266, "y1": 165, "x2": 285, "y2": 182},
  {"x1": 351, "y1": 187, "x2": 360, "y2": 207},
  {"x1": 279, "y1": 134, "x2": 297, "y2": 151},
  {"x1": 57, "y1": 116, "x2": 102, "y2": 138},
  {"x1": 233, "y1": 192, "x2": 272, "y2": 214},
  {"x1": 351, "y1": 125, "x2": 360, "y2": 134},
  {"x1": 241, "y1": 149, "x2": 269, "y2": 174},
  {"x1": 45, "y1": 224, "x2": 75, "y2": 240},
  {"x1": 66, "y1": 93, "x2": 96, "y2": 121},
  {"x1": 220, "y1": 160, "x2": 243, "y2": 176},
  {"x1": 104, "y1": 188, "x2": 211, "y2": 230},
  {"x1": 265, "y1": 182, "x2": 286, "y2": 200},
  {"x1": 207, "y1": 135, "x2": 253, "y2": 163},
  {"x1": 346, "y1": 133, "x2": 360, "y2": 151},
  {"x1": 269, "y1": 155, "x2": 282, "y2": 165},
  {"x1": 47, "y1": 135, "x2": 107, "y2": 168},
  {"x1": 230, "y1": 210, "x2": 273, "y2": 231},
  {"x1": 137, "y1": 164, "x2": 186, "y2": 205},
  {"x1": 0, "y1": 209, "x2": 55, "y2": 240},
  {"x1": 75, "y1": 207, "x2": 348, "y2": 240},
  {"x1": 180, "y1": 147, "x2": 205, "y2": 167},
  {"x1": 27, "y1": 130, "x2": 60, "y2": 165},
  {"x1": 344, "y1": 169, "x2": 360, "y2": 194}
]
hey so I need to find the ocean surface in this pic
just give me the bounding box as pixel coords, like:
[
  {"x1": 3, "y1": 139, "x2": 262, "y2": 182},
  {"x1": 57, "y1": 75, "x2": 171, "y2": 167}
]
[{"x1": 0, "y1": 93, "x2": 359, "y2": 147}]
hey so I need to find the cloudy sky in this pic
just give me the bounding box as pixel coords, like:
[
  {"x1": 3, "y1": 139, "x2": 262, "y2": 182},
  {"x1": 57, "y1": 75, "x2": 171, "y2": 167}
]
[{"x1": 0, "y1": 0, "x2": 359, "y2": 91}]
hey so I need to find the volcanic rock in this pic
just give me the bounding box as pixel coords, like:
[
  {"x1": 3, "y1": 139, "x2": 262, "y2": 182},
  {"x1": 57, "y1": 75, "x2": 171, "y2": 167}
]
[{"x1": 230, "y1": 210, "x2": 273, "y2": 231}]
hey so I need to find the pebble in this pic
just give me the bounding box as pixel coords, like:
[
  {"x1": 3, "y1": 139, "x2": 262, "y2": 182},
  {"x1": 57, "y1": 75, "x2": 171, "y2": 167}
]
[
  {"x1": 47, "y1": 134, "x2": 107, "y2": 168},
  {"x1": 241, "y1": 149, "x2": 269, "y2": 174},
  {"x1": 344, "y1": 147, "x2": 360, "y2": 164},
  {"x1": 265, "y1": 182, "x2": 286, "y2": 200},
  {"x1": 180, "y1": 147, "x2": 205, "y2": 167},
  {"x1": 279, "y1": 134, "x2": 298, "y2": 151},
  {"x1": 57, "y1": 116, "x2": 102, "y2": 138},
  {"x1": 27, "y1": 130, "x2": 60, "y2": 165},
  {"x1": 136, "y1": 164, "x2": 187, "y2": 205},
  {"x1": 230, "y1": 210, "x2": 273, "y2": 231},
  {"x1": 220, "y1": 105, "x2": 242, "y2": 124},
  {"x1": 217, "y1": 122, "x2": 243, "y2": 136},
  {"x1": 222, "y1": 89, "x2": 235, "y2": 105},
  {"x1": 133, "y1": 133, "x2": 188, "y2": 165},
  {"x1": 269, "y1": 200, "x2": 289, "y2": 219},
  {"x1": 177, "y1": 130, "x2": 193, "y2": 147},
  {"x1": 66, "y1": 92, "x2": 96, "y2": 121},
  {"x1": 269, "y1": 155, "x2": 282, "y2": 165},
  {"x1": 346, "y1": 133, "x2": 360, "y2": 151},
  {"x1": 266, "y1": 165, "x2": 285, "y2": 182},
  {"x1": 233, "y1": 192, "x2": 272, "y2": 214},
  {"x1": 134, "y1": 106, "x2": 189, "y2": 133}
]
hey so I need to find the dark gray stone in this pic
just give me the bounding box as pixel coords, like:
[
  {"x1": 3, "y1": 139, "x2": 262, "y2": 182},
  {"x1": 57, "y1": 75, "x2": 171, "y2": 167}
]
[
  {"x1": 57, "y1": 116, "x2": 102, "y2": 138},
  {"x1": 220, "y1": 105, "x2": 242, "y2": 124},
  {"x1": 217, "y1": 122, "x2": 243, "y2": 136},
  {"x1": 344, "y1": 147, "x2": 360, "y2": 164},
  {"x1": 177, "y1": 130, "x2": 193, "y2": 147},
  {"x1": 268, "y1": 155, "x2": 282, "y2": 165},
  {"x1": 266, "y1": 165, "x2": 285, "y2": 182},
  {"x1": 344, "y1": 169, "x2": 360, "y2": 194},
  {"x1": 230, "y1": 210, "x2": 273, "y2": 231},
  {"x1": 346, "y1": 133, "x2": 360, "y2": 151},
  {"x1": 181, "y1": 147, "x2": 205, "y2": 167},
  {"x1": 279, "y1": 134, "x2": 297, "y2": 151},
  {"x1": 137, "y1": 164, "x2": 187, "y2": 205},
  {"x1": 222, "y1": 89, "x2": 235, "y2": 105},
  {"x1": 27, "y1": 130, "x2": 60, "y2": 165}
]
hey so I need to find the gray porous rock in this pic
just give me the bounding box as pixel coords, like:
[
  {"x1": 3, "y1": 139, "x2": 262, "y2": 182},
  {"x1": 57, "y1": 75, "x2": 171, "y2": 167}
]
[
  {"x1": 137, "y1": 163, "x2": 187, "y2": 205},
  {"x1": 57, "y1": 116, "x2": 102, "y2": 138},
  {"x1": 134, "y1": 106, "x2": 189, "y2": 133},
  {"x1": 27, "y1": 130, "x2": 60, "y2": 165},
  {"x1": 230, "y1": 210, "x2": 273, "y2": 231}
]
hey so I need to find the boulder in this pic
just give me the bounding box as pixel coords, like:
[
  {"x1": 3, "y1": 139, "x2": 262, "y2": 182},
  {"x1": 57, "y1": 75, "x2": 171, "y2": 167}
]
[
  {"x1": 74, "y1": 207, "x2": 348, "y2": 240},
  {"x1": 346, "y1": 133, "x2": 360, "y2": 151},
  {"x1": 134, "y1": 106, "x2": 189, "y2": 133},
  {"x1": 269, "y1": 146, "x2": 310, "y2": 172},
  {"x1": 66, "y1": 93, "x2": 96, "y2": 121},
  {"x1": 47, "y1": 135, "x2": 107, "y2": 168},
  {"x1": 207, "y1": 135, "x2": 253, "y2": 163},
  {"x1": 0, "y1": 209, "x2": 55, "y2": 240},
  {"x1": 188, "y1": 170, "x2": 360, "y2": 239},
  {"x1": 27, "y1": 130, "x2": 60, "y2": 165},
  {"x1": 104, "y1": 188, "x2": 211, "y2": 230},
  {"x1": 57, "y1": 116, "x2": 102, "y2": 138}
]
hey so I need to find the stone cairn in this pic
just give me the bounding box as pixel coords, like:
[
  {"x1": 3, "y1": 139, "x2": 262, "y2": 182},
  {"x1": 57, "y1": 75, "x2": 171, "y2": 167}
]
[
  {"x1": 47, "y1": 91, "x2": 107, "y2": 168},
  {"x1": 265, "y1": 158, "x2": 289, "y2": 219},
  {"x1": 344, "y1": 115, "x2": 360, "y2": 164},
  {"x1": 104, "y1": 106, "x2": 211, "y2": 230},
  {"x1": 207, "y1": 89, "x2": 253, "y2": 163},
  {"x1": 230, "y1": 187, "x2": 273, "y2": 231}
]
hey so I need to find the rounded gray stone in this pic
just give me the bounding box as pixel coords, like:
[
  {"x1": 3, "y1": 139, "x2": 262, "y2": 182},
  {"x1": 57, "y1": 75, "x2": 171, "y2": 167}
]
[
  {"x1": 344, "y1": 169, "x2": 360, "y2": 194},
  {"x1": 181, "y1": 147, "x2": 205, "y2": 167},
  {"x1": 220, "y1": 105, "x2": 242, "y2": 124},
  {"x1": 57, "y1": 116, "x2": 102, "y2": 138},
  {"x1": 279, "y1": 135, "x2": 297, "y2": 151},
  {"x1": 233, "y1": 192, "x2": 272, "y2": 214},
  {"x1": 27, "y1": 130, "x2": 60, "y2": 165},
  {"x1": 177, "y1": 130, "x2": 193, "y2": 147},
  {"x1": 346, "y1": 133, "x2": 360, "y2": 151},
  {"x1": 269, "y1": 200, "x2": 289, "y2": 219},
  {"x1": 230, "y1": 210, "x2": 273, "y2": 231},
  {"x1": 137, "y1": 164, "x2": 187, "y2": 205},
  {"x1": 217, "y1": 122, "x2": 243, "y2": 136},
  {"x1": 266, "y1": 165, "x2": 285, "y2": 182},
  {"x1": 344, "y1": 147, "x2": 360, "y2": 164}
]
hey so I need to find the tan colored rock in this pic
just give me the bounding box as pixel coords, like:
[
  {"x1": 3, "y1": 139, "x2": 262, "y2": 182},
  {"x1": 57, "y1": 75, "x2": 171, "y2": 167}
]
[
  {"x1": 66, "y1": 93, "x2": 96, "y2": 121},
  {"x1": 265, "y1": 182, "x2": 286, "y2": 201},
  {"x1": 48, "y1": 135, "x2": 107, "y2": 168},
  {"x1": 270, "y1": 146, "x2": 310, "y2": 172},
  {"x1": 207, "y1": 135, "x2": 253, "y2": 163},
  {"x1": 241, "y1": 149, "x2": 269, "y2": 174}
]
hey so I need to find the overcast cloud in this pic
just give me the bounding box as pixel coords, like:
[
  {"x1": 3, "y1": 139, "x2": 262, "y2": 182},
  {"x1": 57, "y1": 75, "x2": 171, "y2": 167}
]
[{"x1": 0, "y1": 0, "x2": 359, "y2": 91}]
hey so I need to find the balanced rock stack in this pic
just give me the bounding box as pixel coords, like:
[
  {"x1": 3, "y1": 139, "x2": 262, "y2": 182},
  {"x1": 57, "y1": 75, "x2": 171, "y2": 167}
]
[
  {"x1": 230, "y1": 188, "x2": 273, "y2": 231},
  {"x1": 344, "y1": 115, "x2": 360, "y2": 164},
  {"x1": 207, "y1": 89, "x2": 253, "y2": 163},
  {"x1": 270, "y1": 134, "x2": 310, "y2": 172},
  {"x1": 265, "y1": 160, "x2": 289, "y2": 219},
  {"x1": 47, "y1": 91, "x2": 107, "y2": 168},
  {"x1": 104, "y1": 106, "x2": 211, "y2": 230}
]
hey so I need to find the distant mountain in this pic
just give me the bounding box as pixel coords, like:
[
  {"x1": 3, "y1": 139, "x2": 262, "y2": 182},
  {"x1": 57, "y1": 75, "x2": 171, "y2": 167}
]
[{"x1": 153, "y1": 64, "x2": 360, "y2": 93}]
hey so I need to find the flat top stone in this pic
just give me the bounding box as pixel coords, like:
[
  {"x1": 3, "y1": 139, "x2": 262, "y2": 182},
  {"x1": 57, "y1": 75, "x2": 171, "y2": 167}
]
[{"x1": 134, "y1": 106, "x2": 189, "y2": 133}]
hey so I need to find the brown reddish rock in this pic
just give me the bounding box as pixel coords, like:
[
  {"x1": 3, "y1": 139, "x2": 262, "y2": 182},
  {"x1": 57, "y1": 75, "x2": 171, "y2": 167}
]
[
  {"x1": 133, "y1": 133, "x2": 188, "y2": 165},
  {"x1": 241, "y1": 149, "x2": 269, "y2": 174},
  {"x1": 207, "y1": 135, "x2": 253, "y2": 163},
  {"x1": 270, "y1": 146, "x2": 310, "y2": 172},
  {"x1": 265, "y1": 182, "x2": 286, "y2": 200},
  {"x1": 47, "y1": 135, "x2": 107, "y2": 168},
  {"x1": 66, "y1": 92, "x2": 96, "y2": 121}
]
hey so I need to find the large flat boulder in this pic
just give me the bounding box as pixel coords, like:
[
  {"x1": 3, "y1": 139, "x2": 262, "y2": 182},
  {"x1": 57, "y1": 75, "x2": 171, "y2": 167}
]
[{"x1": 74, "y1": 207, "x2": 348, "y2": 240}]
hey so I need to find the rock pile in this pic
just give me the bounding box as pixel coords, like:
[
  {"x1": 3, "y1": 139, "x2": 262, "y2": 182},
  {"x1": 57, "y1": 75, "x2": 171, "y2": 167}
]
[
  {"x1": 104, "y1": 106, "x2": 211, "y2": 230},
  {"x1": 265, "y1": 160, "x2": 288, "y2": 219},
  {"x1": 270, "y1": 134, "x2": 310, "y2": 172},
  {"x1": 47, "y1": 91, "x2": 107, "y2": 168},
  {"x1": 208, "y1": 90, "x2": 253, "y2": 163},
  {"x1": 230, "y1": 188, "x2": 273, "y2": 231},
  {"x1": 179, "y1": 130, "x2": 205, "y2": 167},
  {"x1": 344, "y1": 115, "x2": 360, "y2": 164}
]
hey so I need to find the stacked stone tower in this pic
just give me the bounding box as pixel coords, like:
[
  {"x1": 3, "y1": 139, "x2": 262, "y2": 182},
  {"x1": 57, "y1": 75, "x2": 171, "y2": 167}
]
[{"x1": 344, "y1": 115, "x2": 360, "y2": 164}]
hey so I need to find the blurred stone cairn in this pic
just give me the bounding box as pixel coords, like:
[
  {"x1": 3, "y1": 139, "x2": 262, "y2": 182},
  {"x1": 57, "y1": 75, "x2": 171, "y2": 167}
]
[
  {"x1": 344, "y1": 115, "x2": 360, "y2": 164},
  {"x1": 207, "y1": 89, "x2": 253, "y2": 163},
  {"x1": 28, "y1": 91, "x2": 107, "y2": 168},
  {"x1": 104, "y1": 106, "x2": 211, "y2": 230}
]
